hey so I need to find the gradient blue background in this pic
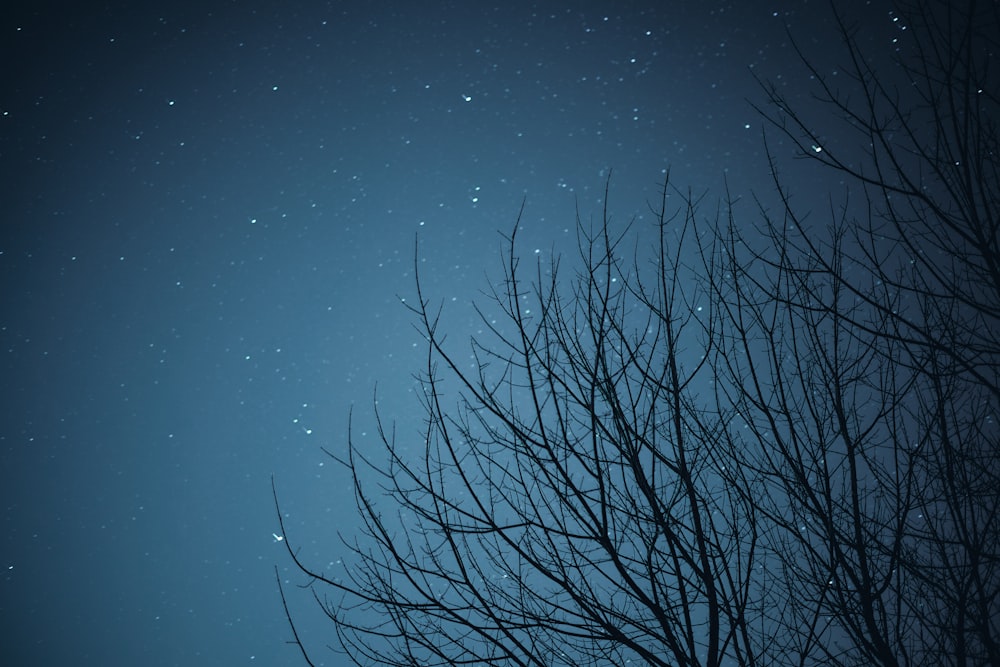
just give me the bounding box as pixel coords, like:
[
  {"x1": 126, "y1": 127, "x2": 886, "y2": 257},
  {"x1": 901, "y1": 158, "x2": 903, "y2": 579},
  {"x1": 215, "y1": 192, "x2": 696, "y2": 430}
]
[{"x1": 1, "y1": 1, "x2": 901, "y2": 664}]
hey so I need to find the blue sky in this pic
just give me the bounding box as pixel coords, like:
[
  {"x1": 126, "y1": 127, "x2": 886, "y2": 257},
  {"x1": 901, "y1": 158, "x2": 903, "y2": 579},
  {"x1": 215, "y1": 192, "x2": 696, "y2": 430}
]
[{"x1": 0, "y1": 1, "x2": 903, "y2": 664}]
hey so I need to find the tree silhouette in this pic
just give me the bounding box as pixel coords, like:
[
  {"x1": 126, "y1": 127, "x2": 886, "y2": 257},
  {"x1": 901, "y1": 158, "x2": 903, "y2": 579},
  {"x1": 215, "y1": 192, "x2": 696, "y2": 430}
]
[{"x1": 275, "y1": 2, "x2": 999, "y2": 665}]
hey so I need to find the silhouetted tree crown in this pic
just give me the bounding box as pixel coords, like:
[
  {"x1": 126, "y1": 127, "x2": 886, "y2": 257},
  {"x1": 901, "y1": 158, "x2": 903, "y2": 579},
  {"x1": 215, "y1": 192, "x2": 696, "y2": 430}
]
[{"x1": 275, "y1": 2, "x2": 999, "y2": 665}]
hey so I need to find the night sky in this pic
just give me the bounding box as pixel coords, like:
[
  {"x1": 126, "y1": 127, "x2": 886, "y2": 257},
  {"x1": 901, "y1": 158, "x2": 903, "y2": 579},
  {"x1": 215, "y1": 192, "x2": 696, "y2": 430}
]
[{"x1": 1, "y1": 1, "x2": 902, "y2": 665}]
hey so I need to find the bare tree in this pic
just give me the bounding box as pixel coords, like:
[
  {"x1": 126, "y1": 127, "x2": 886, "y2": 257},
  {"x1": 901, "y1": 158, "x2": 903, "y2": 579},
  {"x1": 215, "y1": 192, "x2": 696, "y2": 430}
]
[
  {"x1": 275, "y1": 1, "x2": 998, "y2": 665},
  {"x1": 277, "y1": 179, "x2": 763, "y2": 666}
]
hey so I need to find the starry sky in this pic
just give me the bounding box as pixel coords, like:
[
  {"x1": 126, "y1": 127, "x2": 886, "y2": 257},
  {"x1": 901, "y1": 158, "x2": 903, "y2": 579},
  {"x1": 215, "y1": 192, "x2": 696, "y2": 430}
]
[{"x1": 0, "y1": 1, "x2": 903, "y2": 665}]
